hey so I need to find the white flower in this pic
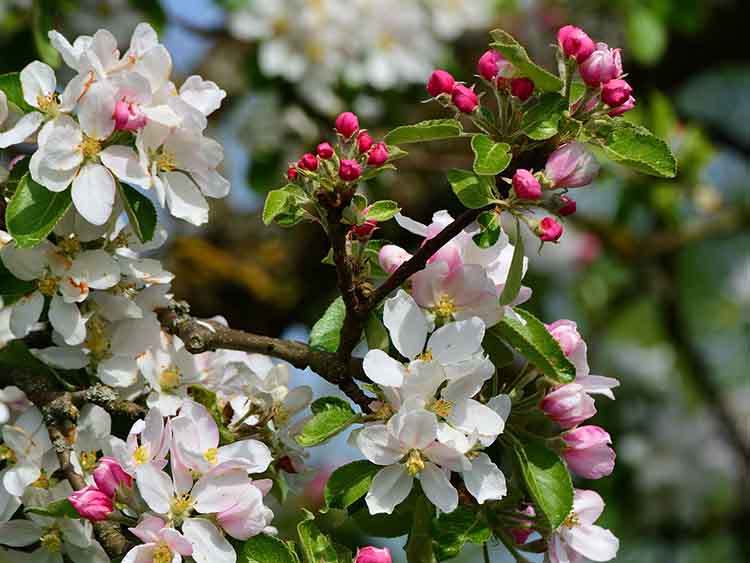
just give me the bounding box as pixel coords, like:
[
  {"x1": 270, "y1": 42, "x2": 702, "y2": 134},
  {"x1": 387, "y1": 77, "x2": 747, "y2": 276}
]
[
  {"x1": 0, "y1": 387, "x2": 31, "y2": 427},
  {"x1": 109, "y1": 406, "x2": 169, "y2": 475},
  {"x1": 1, "y1": 407, "x2": 54, "y2": 497},
  {"x1": 125, "y1": 514, "x2": 193, "y2": 563},
  {"x1": 138, "y1": 333, "x2": 201, "y2": 415},
  {"x1": 0, "y1": 89, "x2": 45, "y2": 149},
  {"x1": 358, "y1": 404, "x2": 470, "y2": 514},
  {"x1": 70, "y1": 405, "x2": 112, "y2": 479},
  {"x1": 548, "y1": 489, "x2": 619, "y2": 563}
]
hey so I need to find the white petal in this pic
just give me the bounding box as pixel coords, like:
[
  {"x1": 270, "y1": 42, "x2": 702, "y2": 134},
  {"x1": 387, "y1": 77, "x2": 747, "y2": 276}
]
[
  {"x1": 35, "y1": 115, "x2": 83, "y2": 170},
  {"x1": 365, "y1": 464, "x2": 413, "y2": 515},
  {"x1": 3, "y1": 462, "x2": 40, "y2": 496},
  {"x1": 573, "y1": 489, "x2": 605, "y2": 524},
  {"x1": 192, "y1": 468, "x2": 250, "y2": 514},
  {"x1": 98, "y1": 357, "x2": 139, "y2": 387},
  {"x1": 463, "y1": 453, "x2": 506, "y2": 504},
  {"x1": 388, "y1": 407, "x2": 437, "y2": 450},
  {"x1": 31, "y1": 346, "x2": 89, "y2": 369},
  {"x1": 49, "y1": 295, "x2": 85, "y2": 346},
  {"x1": 161, "y1": 171, "x2": 209, "y2": 226},
  {"x1": 20, "y1": 61, "x2": 56, "y2": 109},
  {"x1": 1, "y1": 243, "x2": 49, "y2": 280},
  {"x1": 181, "y1": 518, "x2": 234, "y2": 563},
  {"x1": 422, "y1": 442, "x2": 470, "y2": 472},
  {"x1": 179, "y1": 76, "x2": 226, "y2": 116},
  {"x1": 565, "y1": 524, "x2": 619, "y2": 562},
  {"x1": 10, "y1": 292, "x2": 43, "y2": 338},
  {"x1": 72, "y1": 164, "x2": 115, "y2": 226},
  {"x1": 135, "y1": 464, "x2": 174, "y2": 514},
  {"x1": 400, "y1": 360, "x2": 446, "y2": 403},
  {"x1": 357, "y1": 424, "x2": 404, "y2": 466},
  {"x1": 190, "y1": 168, "x2": 230, "y2": 199},
  {"x1": 446, "y1": 398, "x2": 504, "y2": 438},
  {"x1": 99, "y1": 145, "x2": 150, "y2": 187},
  {"x1": 578, "y1": 375, "x2": 620, "y2": 400},
  {"x1": 0, "y1": 112, "x2": 45, "y2": 148},
  {"x1": 141, "y1": 105, "x2": 182, "y2": 127},
  {"x1": 78, "y1": 81, "x2": 116, "y2": 139},
  {"x1": 487, "y1": 394, "x2": 512, "y2": 421},
  {"x1": 29, "y1": 149, "x2": 78, "y2": 192},
  {"x1": 428, "y1": 317, "x2": 485, "y2": 364},
  {"x1": 383, "y1": 290, "x2": 428, "y2": 359},
  {"x1": 72, "y1": 250, "x2": 120, "y2": 290},
  {"x1": 419, "y1": 462, "x2": 458, "y2": 513},
  {"x1": 394, "y1": 212, "x2": 428, "y2": 236},
  {"x1": 217, "y1": 440, "x2": 272, "y2": 474},
  {"x1": 0, "y1": 520, "x2": 42, "y2": 546},
  {"x1": 363, "y1": 349, "x2": 406, "y2": 388}
]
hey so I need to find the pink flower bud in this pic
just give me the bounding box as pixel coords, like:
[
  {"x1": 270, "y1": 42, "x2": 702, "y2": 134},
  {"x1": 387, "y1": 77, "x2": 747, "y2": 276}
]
[
  {"x1": 536, "y1": 217, "x2": 563, "y2": 242},
  {"x1": 339, "y1": 159, "x2": 362, "y2": 182},
  {"x1": 356, "y1": 546, "x2": 392, "y2": 563},
  {"x1": 298, "y1": 153, "x2": 318, "y2": 171},
  {"x1": 477, "y1": 50, "x2": 505, "y2": 81},
  {"x1": 510, "y1": 77, "x2": 535, "y2": 101},
  {"x1": 451, "y1": 84, "x2": 479, "y2": 114},
  {"x1": 113, "y1": 99, "x2": 147, "y2": 131},
  {"x1": 509, "y1": 504, "x2": 536, "y2": 545},
  {"x1": 562, "y1": 425, "x2": 616, "y2": 479},
  {"x1": 69, "y1": 486, "x2": 113, "y2": 521},
  {"x1": 579, "y1": 42, "x2": 622, "y2": 86},
  {"x1": 545, "y1": 319, "x2": 584, "y2": 359},
  {"x1": 601, "y1": 79, "x2": 632, "y2": 107},
  {"x1": 351, "y1": 207, "x2": 378, "y2": 238},
  {"x1": 544, "y1": 142, "x2": 600, "y2": 188},
  {"x1": 557, "y1": 25, "x2": 596, "y2": 63},
  {"x1": 558, "y1": 195, "x2": 577, "y2": 216},
  {"x1": 93, "y1": 457, "x2": 133, "y2": 498},
  {"x1": 541, "y1": 383, "x2": 596, "y2": 428},
  {"x1": 379, "y1": 245, "x2": 412, "y2": 274},
  {"x1": 608, "y1": 95, "x2": 635, "y2": 117},
  {"x1": 317, "y1": 142, "x2": 334, "y2": 159},
  {"x1": 426, "y1": 70, "x2": 455, "y2": 97},
  {"x1": 335, "y1": 111, "x2": 360, "y2": 138},
  {"x1": 512, "y1": 169, "x2": 542, "y2": 200},
  {"x1": 287, "y1": 166, "x2": 298, "y2": 181},
  {"x1": 367, "y1": 142, "x2": 389, "y2": 166},
  {"x1": 357, "y1": 132, "x2": 374, "y2": 154}
]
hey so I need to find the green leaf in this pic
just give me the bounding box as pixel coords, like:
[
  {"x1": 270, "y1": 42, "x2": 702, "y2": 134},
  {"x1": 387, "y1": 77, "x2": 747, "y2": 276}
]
[
  {"x1": 0, "y1": 72, "x2": 34, "y2": 113},
  {"x1": 592, "y1": 118, "x2": 677, "y2": 178},
  {"x1": 366, "y1": 200, "x2": 401, "y2": 221},
  {"x1": 470, "y1": 135, "x2": 511, "y2": 176},
  {"x1": 499, "y1": 220, "x2": 524, "y2": 305},
  {"x1": 297, "y1": 510, "x2": 344, "y2": 563},
  {"x1": 513, "y1": 440, "x2": 573, "y2": 530},
  {"x1": 0, "y1": 260, "x2": 36, "y2": 304},
  {"x1": 309, "y1": 297, "x2": 346, "y2": 353},
  {"x1": 490, "y1": 29, "x2": 564, "y2": 92},
  {"x1": 241, "y1": 534, "x2": 300, "y2": 563},
  {"x1": 323, "y1": 460, "x2": 380, "y2": 511},
  {"x1": 297, "y1": 396, "x2": 357, "y2": 447},
  {"x1": 32, "y1": 0, "x2": 61, "y2": 67},
  {"x1": 385, "y1": 119, "x2": 463, "y2": 145},
  {"x1": 386, "y1": 145, "x2": 409, "y2": 162},
  {"x1": 432, "y1": 507, "x2": 491, "y2": 561},
  {"x1": 361, "y1": 163, "x2": 397, "y2": 182},
  {"x1": 263, "y1": 188, "x2": 293, "y2": 226},
  {"x1": 446, "y1": 169, "x2": 497, "y2": 209},
  {"x1": 472, "y1": 210, "x2": 502, "y2": 249},
  {"x1": 482, "y1": 328, "x2": 514, "y2": 368},
  {"x1": 120, "y1": 183, "x2": 157, "y2": 243},
  {"x1": 5, "y1": 173, "x2": 72, "y2": 248},
  {"x1": 262, "y1": 185, "x2": 307, "y2": 226},
  {"x1": 364, "y1": 313, "x2": 389, "y2": 351},
  {"x1": 26, "y1": 498, "x2": 79, "y2": 519},
  {"x1": 406, "y1": 491, "x2": 437, "y2": 563},
  {"x1": 522, "y1": 93, "x2": 568, "y2": 140},
  {"x1": 493, "y1": 308, "x2": 575, "y2": 383}
]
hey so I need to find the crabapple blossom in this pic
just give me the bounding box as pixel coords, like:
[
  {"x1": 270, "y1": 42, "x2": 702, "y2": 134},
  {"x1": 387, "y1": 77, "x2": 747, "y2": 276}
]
[
  {"x1": 426, "y1": 70, "x2": 455, "y2": 97},
  {"x1": 125, "y1": 515, "x2": 193, "y2": 563},
  {"x1": 335, "y1": 111, "x2": 360, "y2": 138},
  {"x1": 93, "y1": 457, "x2": 133, "y2": 498},
  {"x1": 316, "y1": 142, "x2": 334, "y2": 159},
  {"x1": 356, "y1": 546, "x2": 393, "y2": 563},
  {"x1": 358, "y1": 132, "x2": 374, "y2": 153},
  {"x1": 367, "y1": 142, "x2": 389, "y2": 166},
  {"x1": 536, "y1": 217, "x2": 564, "y2": 242},
  {"x1": 510, "y1": 77, "x2": 534, "y2": 101},
  {"x1": 512, "y1": 169, "x2": 542, "y2": 200},
  {"x1": 608, "y1": 95, "x2": 635, "y2": 116},
  {"x1": 477, "y1": 50, "x2": 511, "y2": 81},
  {"x1": 69, "y1": 486, "x2": 113, "y2": 521},
  {"x1": 579, "y1": 42, "x2": 623, "y2": 86},
  {"x1": 562, "y1": 426, "x2": 616, "y2": 479},
  {"x1": 451, "y1": 84, "x2": 479, "y2": 113},
  {"x1": 557, "y1": 25, "x2": 596, "y2": 63},
  {"x1": 109, "y1": 406, "x2": 170, "y2": 475},
  {"x1": 379, "y1": 244, "x2": 413, "y2": 274},
  {"x1": 339, "y1": 159, "x2": 362, "y2": 182},
  {"x1": 542, "y1": 383, "x2": 597, "y2": 428},
  {"x1": 544, "y1": 142, "x2": 600, "y2": 189},
  {"x1": 601, "y1": 78, "x2": 633, "y2": 107}
]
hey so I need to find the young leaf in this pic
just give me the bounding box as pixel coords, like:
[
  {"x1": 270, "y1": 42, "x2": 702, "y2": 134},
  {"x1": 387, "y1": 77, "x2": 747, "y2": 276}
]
[
  {"x1": 522, "y1": 93, "x2": 568, "y2": 140},
  {"x1": 25, "y1": 498, "x2": 80, "y2": 519},
  {"x1": 472, "y1": 210, "x2": 502, "y2": 249},
  {"x1": 262, "y1": 188, "x2": 293, "y2": 226},
  {"x1": 309, "y1": 297, "x2": 346, "y2": 353},
  {"x1": 0, "y1": 72, "x2": 34, "y2": 112},
  {"x1": 494, "y1": 308, "x2": 575, "y2": 383},
  {"x1": 432, "y1": 507, "x2": 491, "y2": 561},
  {"x1": 364, "y1": 312, "x2": 389, "y2": 351},
  {"x1": 5, "y1": 174, "x2": 72, "y2": 248},
  {"x1": 591, "y1": 118, "x2": 677, "y2": 178},
  {"x1": 446, "y1": 169, "x2": 497, "y2": 209},
  {"x1": 513, "y1": 440, "x2": 573, "y2": 530},
  {"x1": 297, "y1": 510, "x2": 344, "y2": 563},
  {"x1": 482, "y1": 329, "x2": 514, "y2": 368},
  {"x1": 361, "y1": 163, "x2": 397, "y2": 182},
  {"x1": 0, "y1": 260, "x2": 36, "y2": 304},
  {"x1": 241, "y1": 534, "x2": 300, "y2": 563},
  {"x1": 296, "y1": 397, "x2": 357, "y2": 447},
  {"x1": 471, "y1": 135, "x2": 511, "y2": 176},
  {"x1": 385, "y1": 118, "x2": 463, "y2": 145},
  {"x1": 499, "y1": 220, "x2": 524, "y2": 305},
  {"x1": 365, "y1": 200, "x2": 401, "y2": 221},
  {"x1": 323, "y1": 460, "x2": 380, "y2": 511},
  {"x1": 120, "y1": 183, "x2": 157, "y2": 243},
  {"x1": 490, "y1": 29, "x2": 564, "y2": 92}
]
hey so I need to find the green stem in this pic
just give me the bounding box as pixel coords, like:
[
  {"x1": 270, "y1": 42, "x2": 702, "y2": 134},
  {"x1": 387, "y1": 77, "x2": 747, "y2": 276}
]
[{"x1": 406, "y1": 491, "x2": 436, "y2": 563}]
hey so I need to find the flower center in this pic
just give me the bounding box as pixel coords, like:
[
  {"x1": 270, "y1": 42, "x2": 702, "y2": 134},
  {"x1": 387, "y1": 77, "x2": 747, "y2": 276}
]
[
  {"x1": 159, "y1": 367, "x2": 181, "y2": 391},
  {"x1": 0, "y1": 445, "x2": 17, "y2": 466},
  {"x1": 155, "y1": 150, "x2": 176, "y2": 173},
  {"x1": 431, "y1": 398, "x2": 453, "y2": 418},
  {"x1": 80, "y1": 450, "x2": 98, "y2": 472},
  {"x1": 31, "y1": 470, "x2": 51, "y2": 489},
  {"x1": 415, "y1": 350, "x2": 433, "y2": 362},
  {"x1": 405, "y1": 449, "x2": 425, "y2": 476},
  {"x1": 80, "y1": 135, "x2": 102, "y2": 158},
  {"x1": 563, "y1": 512, "x2": 580, "y2": 529},
  {"x1": 203, "y1": 447, "x2": 219, "y2": 465},
  {"x1": 58, "y1": 236, "x2": 81, "y2": 257},
  {"x1": 170, "y1": 493, "x2": 194, "y2": 522},
  {"x1": 432, "y1": 294, "x2": 457, "y2": 323},
  {"x1": 133, "y1": 445, "x2": 149, "y2": 465},
  {"x1": 37, "y1": 275, "x2": 59, "y2": 297},
  {"x1": 36, "y1": 93, "x2": 60, "y2": 115},
  {"x1": 40, "y1": 527, "x2": 62, "y2": 553},
  {"x1": 153, "y1": 543, "x2": 173, "y2": 563}
]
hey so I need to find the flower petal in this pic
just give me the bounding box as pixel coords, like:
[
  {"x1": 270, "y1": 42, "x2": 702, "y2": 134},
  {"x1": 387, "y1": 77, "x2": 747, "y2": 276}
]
[
  {"x1": 10, "y1": 291, "x2": 44, "y2": 338},
  {"x1": 99, "y1": 145, "x2": 150, "y2": 188},
  {"x1": 135, "y1": 463, "x2": 174, "y2": 515},
  {"x1": 383, "y1": 289, "x2": 428, "y2": 360},
  {"x1": 0, "y1": 112, "x2": 45, "y2": 148},
  {"x1": 363, "y1": 349, "x2": 407, "y2": 388},
  {"x1": 427, "y1": 316, "x2": 485, "y2": 364},
  {"x1": 161, "y1": 171, "x2": 209, "y2": 226},
  {"x1": 357, "y1": 424, "x2": 404, "y2": 466},
  {"x1": 49, "y1": 295, "x2": 86, "y2": 346},
  {"x1": 20, "y1": 61, "x2": 56, "y2": 109},
  {"x1": 72, "y1": 164, "x2": 116, "y2": 226},
  {"x1": 365, "y1": 464, "x2": 413, "y2": 515},
  {"x1": 419, "y1": 462, "x2": 458, "y2": 513},
  {"x1": 388, "y1": 407, "x2": 437, "y2": 450},
  {"x1": 181, "y1": 518, "x2": 234, "y2": 563},
  {"x1": 462, "y1": 453, "x2": 507, "y2": 504}
]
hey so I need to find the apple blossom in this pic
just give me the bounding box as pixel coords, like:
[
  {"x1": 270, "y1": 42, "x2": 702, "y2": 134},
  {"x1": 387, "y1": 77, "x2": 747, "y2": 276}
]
[
  {"x1": 601, "y1": 78, "x2": 633, "y2": 107},
  {"x1": 557, "y1": 25, "x2": 596, "y2": 63},
  {"x1": 339, "y1": 159, "x2": 362, "y2": 182},
  {"x1": 544, "y1": 142, "x2": 600, "y2": 189},
  {"x1": 536, "y1": 217, "x2": 564, "y2": 242},
  {"x1": 298, "y1": 152, "x2": 318, "y2": 171},
  {"x1": 125, "y1": 515, "x2": 193, "y2": 563},
  {"x1": 512, "y1": 169, "x2": 542, "y2": 200},
  {"x1": 510, "y1": 77, "x2": 534, "y2": 101},
  {"x1": 609, "y1": 95, "x2": 636, "y2": 116},
  {"x1": 541, "y1": 383, "x2": 597, "y2": 428},
  {"x1": 451, "y1": 84, "x2": 479, "y2": 113},
  {"x1": 316, "y1": 142, "x2": 334, "y2": 159},
  {"x1": 69, "y1": 485, "x2": 113, "y2": 521},
  {"x1": 426, "y1": 70, "x2": 455, "y2": 97},
  {"x1": 93, "y1": 457, "x2": 133, "y2": 498},
  {"x1": 477, "y1": 50, "x2": 511, "y2": 81},
  {"x1": 579, "y1": 42, "x2": 623, "y2": 86},
  {"x1": 335, "y1": 111, "x2": 360, "y2": 138},
  {"x1": 367, "y1": 142, "x2": 389, "y2": 166},
  {"x1": 562, "y1": 426, "x2": 616, "y2": 479},
  {"x1": 358, "y1": 132, "x2": 374, "y2": 153},
  {"x1": 356, "y1": 546, "x2": 393, "y2": 563}
]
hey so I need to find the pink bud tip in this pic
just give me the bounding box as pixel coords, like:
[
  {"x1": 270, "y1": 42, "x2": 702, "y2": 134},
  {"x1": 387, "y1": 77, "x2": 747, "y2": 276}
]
[
  {"x1": 367, "y1": 142, "x2": 389, "y2": 166},
  {"x1": 316, "y1": 142, "x2": 334, "y2": 159},
  {"x1": 537, "y1": 217, "x2": 564, "y2": 242},
  {"x1": 335, "y1": 112, "x2": 360, "y2": 139},
  {"x1": 451, "y1": 84, "x2": 479, "y2": 114},
  {"x1": 351, "y1": 219, "x2": 378, "y2": 239},
  {"x1": 563, "y1": 425, "x2": 616, "y2": 479},
  {"x1": 356, "y1": 546, "x2": 392, "y2": 563},
  {"x1": 298, "y1": 153, "x2": 318, "y2": 171},
  {"x1": 601, "y1": 79, "x2": 633, "y2": 107},
  {"x1": 93, "y1": 457, "x2": 132, "y2": 498},
  {"x1": 339, "y1": 159, "x2": 362, "y2": 182},
  {"x1": 541, "y1": 383, "x2": 596, "y2": 428},
  {"x1": 379, "y1": 244, "x2": 412, "y2": 274},
  {"x1": 287, "y1": 166, "x2": 298, "y2": 181},
  {"x1": 558, "y1": 195, "x2": 577, "y2": 216},
  {"x1": 608, "y1": 95, "x2": 635, "y2": 117},
  {"x1": 113, "y1": 99, "x2": 147, "y2": 131},
  {"x1": 579, "y1": 42, "x2": 623, "y2": 86},
  {"x1": 512, "y1": 169, "x2": 542, "y2": 200},
  {"x1": 68, "y1": 486, "x2": 113, "y2": 521},
  {"x1": 357, "y1": 132, "x2": 374, "y2": 154},
  {"x1": 510, "y1": 77, "x2": 535, "y2": 101},
  {"x1": 544, "y1": 142, "x2": 600, "y2": 189},
  {"x1": 557, "y1": 25, "x2": 596, "y2": 63},
  {"x1": 426, "y1": 70, "x2": 456, "y2": 97},
  {"x1": 477, "y1": 50, "x2": 507, "y2": 81}
]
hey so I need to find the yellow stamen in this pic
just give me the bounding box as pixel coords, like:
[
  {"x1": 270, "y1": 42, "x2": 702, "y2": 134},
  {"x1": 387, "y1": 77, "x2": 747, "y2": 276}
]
[
  {"x1": 415, "y1": 350, "x2": 433, "y2": 362},
  {"x1": 58, "y1": 236, "x2": 81, "y2": 257},
  {"x1": 31, "y1": 470, "x2": 50, "y2": 489},
  {"x1": 159, "y1": 368, "x2": 181, "y2": 391},
  {"x1": 405, "y1": 449, "x2": 425, "y2": 476},
  {"x1": 563, "y1": 512, "x2": 580, "y2": 529},
  {"x1": 36, "y1": 93, "x2": 60, "y2": 115},
  {"x1": 86, "y1": 316, "x2": 110, "y2": 362},
  {"x1": 133, "y1": 445, "x2": 149, "y2": 465},
  {"x1": 153, "y1": 543, "x2": 173, "y2": 563},
  {"x1": 155, "y1": 150, "x2": 176, "y2": 172},
  {"x1": 432, "y1": 294, "x2": 457, "y2": 322},
  {"x1": 170, "y1": 493, "x2": 193, "y2": 521},
  {"x1": 37, "y1": 276, "x2": 59, "y2": 297},
  {"x1": 80, "y1": 135, "x2": 102, "y2": 158},
  {"x1": 431, "y1": 399, "x2": 454, "y2": 418},
  {"x1": 0, "y1": 445, "x2": 17, "y2": 465},
  {"x1": 203, "y1": 447, "x2": 219, "y2": 465},
  {"x1": 80, "y1": 451, "x2": 98, "y2": 472},
  {"x1": 375, "y1": 402, "x2": 394, "y2": 421},
  {"x1": 40, "y1": 527, "x2": 62, "y2": 553}
]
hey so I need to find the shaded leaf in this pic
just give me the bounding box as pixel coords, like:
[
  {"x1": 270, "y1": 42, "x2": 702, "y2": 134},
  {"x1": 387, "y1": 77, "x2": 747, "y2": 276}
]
[
  {"x1": 490, "y1": 29, "x2": 563, "y2": 92},
  {"x1": 120, "y1": 183, "x2": 157, "y2": 243},
  {"x1": 446, "y1": 169, "x2": 497, "y2": 209},
  {"x1": 386, "y1": 119, "x2": 463, "y2": 145},
  {"x1": 5, "y1": 173, "x2": 72, "y2": 248}
]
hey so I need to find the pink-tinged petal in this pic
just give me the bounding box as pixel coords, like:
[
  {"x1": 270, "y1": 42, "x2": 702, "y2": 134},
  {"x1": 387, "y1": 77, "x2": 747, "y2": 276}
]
[
  {"x1": 122, "y1": 544, "x2": 157, "y2": 563},
  {"x1": 394, "y1": 213, "x2": 428, "y2": 237},
  {"x1": 100, "y1": 145, "x2": 150, "y2": 187},
  {"x1": 577, "y1": 375, "x2": 620, "y2": 400},
  {"x1": 366, "y1": 464, "x2": 414, "y2": 515},
  {"x1": 135, "y1": 463, "x2": 174, "y2": 515},
  {"x1": 129, "y1": 514, "x2": 165, "y2": 544},
  {"x1": 181, "y1": 518, "x2": 235, "y2": 563},
  {"x1": 161, "y1": 528, "x2": 193, "y2": 556},
  {"x1": 572, "y1": 489, "x2": 606, "y2": 524},
  {"x1": 192, "y1": 468, "x2": 251, "y2": 514},
  {"x1": 565, "y1": 524, "x2": 619, "y2": 562},
  {"x1": 217, "y1": 440, "x2": 272, "y2": 474},
  {"x1": 419, "y1": 462, "x2": 458, "y2": 513},
  {"x1": 216, "y1": 486, "x2": 267, "y2": 540},
  {"x1": 363, "y1": 349, "x2": 407, "y2": 388}
]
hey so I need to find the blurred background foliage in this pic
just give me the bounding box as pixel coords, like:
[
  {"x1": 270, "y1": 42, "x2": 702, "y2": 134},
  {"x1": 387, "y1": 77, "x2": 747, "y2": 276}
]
[{"x1": 1, "y1": 0, "x2": 747, "y2": 561}]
